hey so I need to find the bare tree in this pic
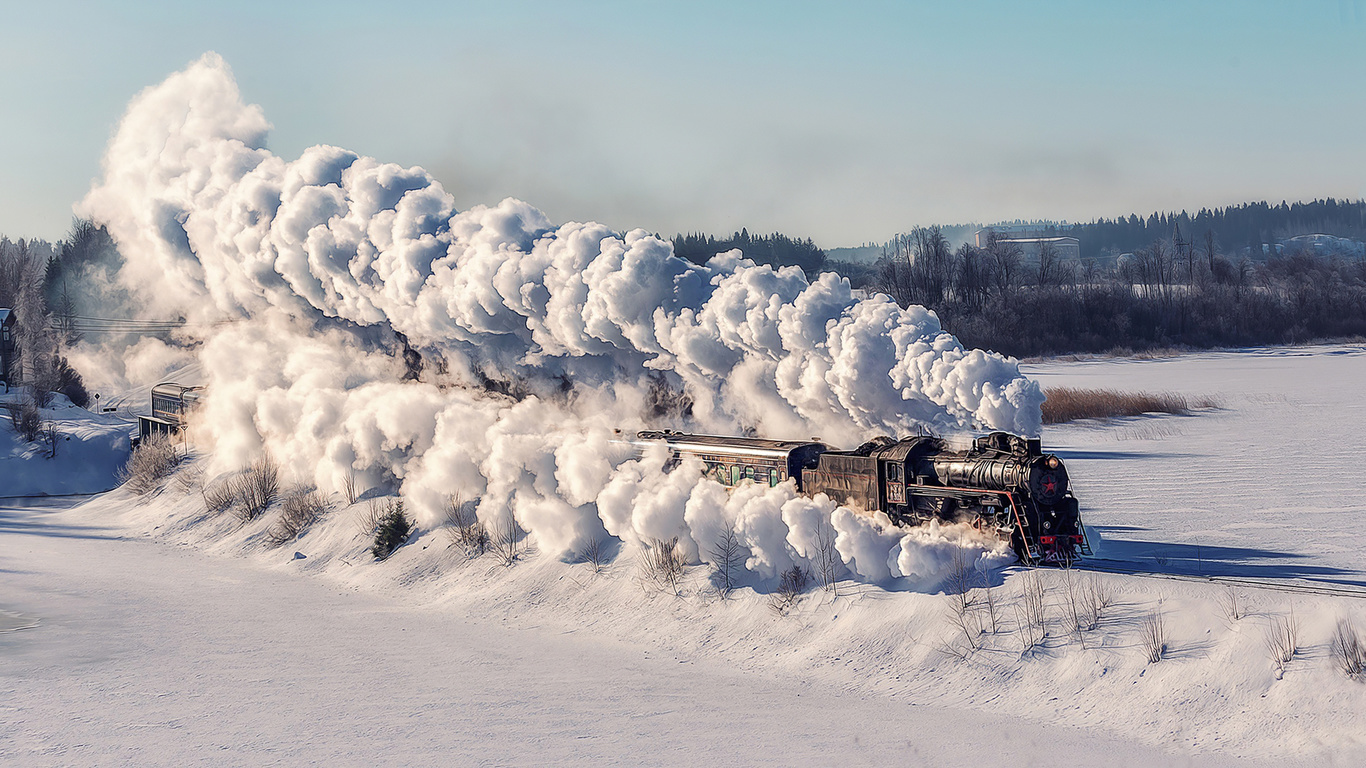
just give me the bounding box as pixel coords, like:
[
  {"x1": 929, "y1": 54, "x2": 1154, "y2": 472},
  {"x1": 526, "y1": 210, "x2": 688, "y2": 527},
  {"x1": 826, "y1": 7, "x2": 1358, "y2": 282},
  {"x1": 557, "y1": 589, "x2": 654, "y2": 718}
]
[
  {"x1": 342, "y1": 468, "x2": 360, "y2": 505},
  {"x1": 954, "y1": 243, "x2": 990, "y2": 310},
  {"x1": 810, "y1": 519, "x2": 840, "y2": 596},
  {"x1": 493, "y1": 516, "x2": 525, "y2": 567},
  {"x1": 943, "y1": 549, "x2": 983, "y2": 652},
  {"x1": 709, "y1": 523, "x2": 743, "y2": 598},
  {"x1": 984, "y1": 232, "x2": 1022, "y2": 303},
  {"x1": 1016, "y1": 571, "x2": 1048, "y2": 653},
  {"x1": 1036, "y1": 239, "x2": 1061, "y2": 287},
  {"x1": 580, "y1": 537, "x2": 607, "y2": 574}
]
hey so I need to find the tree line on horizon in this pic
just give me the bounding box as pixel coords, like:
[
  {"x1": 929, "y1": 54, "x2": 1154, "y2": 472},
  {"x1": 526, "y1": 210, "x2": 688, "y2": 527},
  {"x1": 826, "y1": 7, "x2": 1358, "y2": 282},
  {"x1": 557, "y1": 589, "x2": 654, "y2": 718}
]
[
  {"x1": 670, "y1": 229, "x2": 826, "y2": 277},
  {"x1": 869, "y1": 225, "x2": 1366, "y2": 358},
  {"x1": 1060, "y1": 197, "x2": 1366, "y2": 261}
]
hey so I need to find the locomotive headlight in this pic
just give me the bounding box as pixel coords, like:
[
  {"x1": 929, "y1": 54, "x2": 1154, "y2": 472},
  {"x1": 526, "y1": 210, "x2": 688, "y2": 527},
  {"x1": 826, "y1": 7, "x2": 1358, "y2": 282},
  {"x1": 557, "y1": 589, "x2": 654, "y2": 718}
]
[{"x1": 1047, "y1": 456, "x2": 1059, "y2": 469}]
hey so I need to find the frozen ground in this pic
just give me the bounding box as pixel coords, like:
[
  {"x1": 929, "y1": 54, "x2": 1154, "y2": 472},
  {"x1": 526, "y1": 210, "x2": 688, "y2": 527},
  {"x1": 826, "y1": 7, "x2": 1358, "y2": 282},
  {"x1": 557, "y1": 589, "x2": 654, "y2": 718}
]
[
  {"x1": 1026, "y1": 344, "x2": 1366, "y2": 584},
  {"x1": 3, "y1": 345, "x2": 1366, "y2": 766},
  {"x1": 0, "y1": 497, "x2": 1210, "y2": 767}
]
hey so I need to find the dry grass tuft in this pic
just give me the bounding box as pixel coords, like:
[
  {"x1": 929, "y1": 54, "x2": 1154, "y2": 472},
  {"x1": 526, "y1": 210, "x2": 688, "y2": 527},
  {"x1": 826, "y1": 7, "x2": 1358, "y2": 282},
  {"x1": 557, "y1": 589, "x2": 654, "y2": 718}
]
[
  {"x1": 641, "y1": 537, "x2": 686, "y2": 595},
  {"x1": 1041, "y1": 387, "x2": 1219, "y2": 424},
  {"x1": 1140, "y1": 610, "x2": 1168, "y2": 664}
]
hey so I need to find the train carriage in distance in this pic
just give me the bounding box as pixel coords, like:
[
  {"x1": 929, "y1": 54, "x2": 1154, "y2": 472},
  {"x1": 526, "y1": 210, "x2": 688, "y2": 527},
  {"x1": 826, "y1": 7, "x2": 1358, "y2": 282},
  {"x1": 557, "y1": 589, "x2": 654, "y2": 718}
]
[
  {"x1": 630, "y1": 429, "x2": 1089, "y2": 566},
  {"x1": 138, "y1": 383, "x2": 203, "y2": 440}
]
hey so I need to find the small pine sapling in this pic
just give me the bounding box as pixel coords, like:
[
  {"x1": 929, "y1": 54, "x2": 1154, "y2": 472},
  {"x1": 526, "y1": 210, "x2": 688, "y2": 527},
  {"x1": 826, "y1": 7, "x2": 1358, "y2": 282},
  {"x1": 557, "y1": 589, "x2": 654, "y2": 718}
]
[{"x1": 372, "y1": 500, "x2": 413, "y2": 560}]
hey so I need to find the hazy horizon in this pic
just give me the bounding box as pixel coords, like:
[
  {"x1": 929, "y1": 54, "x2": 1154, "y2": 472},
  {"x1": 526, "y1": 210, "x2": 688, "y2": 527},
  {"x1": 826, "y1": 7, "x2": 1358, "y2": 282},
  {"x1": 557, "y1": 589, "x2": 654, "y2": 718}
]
[{"x1": 4, "y1": 1, "x2": 1364, "y2": 248}]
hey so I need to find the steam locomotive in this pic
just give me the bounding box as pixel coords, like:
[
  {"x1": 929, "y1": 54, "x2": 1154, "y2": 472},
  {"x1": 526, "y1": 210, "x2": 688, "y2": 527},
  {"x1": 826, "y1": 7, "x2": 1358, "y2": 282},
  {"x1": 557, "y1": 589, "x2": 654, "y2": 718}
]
[{"x1": 632, "y1": 429, "x2": 1089, "y2": 565}]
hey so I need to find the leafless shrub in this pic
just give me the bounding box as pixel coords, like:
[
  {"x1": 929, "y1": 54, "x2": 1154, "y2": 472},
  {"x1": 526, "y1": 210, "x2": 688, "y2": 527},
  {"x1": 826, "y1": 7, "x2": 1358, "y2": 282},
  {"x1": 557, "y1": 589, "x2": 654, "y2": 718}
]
[
  {"x1": 1063, "y1": 570, "x2": 1088, "y2": 646},
  {"x1": 1016, "y1": 572, "x2": 1048, "y2": 653},
  {"x1": 266, "y1": 487, "x2": 329, "y2": 547},
  {"x1": 944, "y1": 549, "x2": 978, "y2": 615},
  {"x1": 943, "y1": 550, "x2": 982, "y2": 649},
  {"x1": 709, "y1": 523, "x2": 743, "y2": 598},
  {"x1": 118, "y1": 433, "x2": 181, "y2": 495},
  {"x1": 176, "y1": 462, "x2": 205, "y2": 495},
  {"x1": 769, "y1": 565, "x2": 809, "y2": 616},
  {"x1": 1065, "y1": 572, "x2": 1114, "y2": 645},
  {"x1": 581, "y1": 537, "x2": 607, "y2": 574},
  {"x1": 1086, "y1": 575, "x2": 1116, "y2": 626},
  {"x1": 39, "y1": 422, "x2": 59, "y2": 458},
  {"x1": 1140, "y1": 610, "x2": 1168, "y2": 663},
  {"x1": 810, "y1": 520, "x2": 840, "y2": 596},
  {"x1": 231, "y1": 458, "x2": 280, "y2": 522},
  {"x1": 642, "y1": 537, "x2": 686, "y2": 595},
  {"x1": 1264, "y1": 612, "x2": 1300, "y2": 676},
  {"x1": 492, "y1": 516, "x2": 525, "y2": 567},
  {"x1": 4, "y1": 397, "x2": 43, "y2": 442},
  {"x1": 982, "y1": 582, "x2": 1001, "y2": 635},
  {"x1": 1329, "y1": 619, "x2": 1366, "y2": 681},
  {"x1": 441, "y1": 493, "x2": 470, "y2": 540},
  {"x1": 437, "y1": 492, "x2": 489, "y2": 557},
  {"x1": 1041, "y1": 387, "x2": 1220, "y2": 424},
  {"x1": 1218, "y1": 586, "x2": 1245, "y2": 624},
  {"x1": 342, "y1": 468, "x2": 360, "y2": 505},
  {"x1": 204, "y1": 480, "x2": 238, "y2": 514}
]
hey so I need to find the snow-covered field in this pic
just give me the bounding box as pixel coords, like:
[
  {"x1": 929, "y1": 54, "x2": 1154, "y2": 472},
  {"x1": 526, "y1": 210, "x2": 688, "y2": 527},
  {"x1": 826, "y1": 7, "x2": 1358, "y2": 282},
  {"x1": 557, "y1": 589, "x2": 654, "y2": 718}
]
[
  {"x1": 1028, "y1": 344, "x2": 1366, "y2": 583},
  {"x1": 3, "y1": 345, "x2": 1365, "y2": 766}
]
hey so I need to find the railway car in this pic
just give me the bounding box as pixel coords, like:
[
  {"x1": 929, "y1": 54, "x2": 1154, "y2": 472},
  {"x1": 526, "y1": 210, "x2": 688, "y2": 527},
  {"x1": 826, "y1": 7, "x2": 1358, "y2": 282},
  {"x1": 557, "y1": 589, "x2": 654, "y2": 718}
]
[
  {"x1": 631, "y1": 429, "x2": 1088, "y2": 565},
  {"x1": 138, "y1": 382, "x2": 203, "y2": 440}
]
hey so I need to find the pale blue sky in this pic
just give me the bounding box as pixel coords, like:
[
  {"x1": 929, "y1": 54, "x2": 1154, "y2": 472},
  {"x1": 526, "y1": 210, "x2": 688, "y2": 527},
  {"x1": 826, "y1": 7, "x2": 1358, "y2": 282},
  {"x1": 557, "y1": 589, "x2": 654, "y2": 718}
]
[{"x1": 3, "y1": 0, "x2": 1364, "y2": 247}]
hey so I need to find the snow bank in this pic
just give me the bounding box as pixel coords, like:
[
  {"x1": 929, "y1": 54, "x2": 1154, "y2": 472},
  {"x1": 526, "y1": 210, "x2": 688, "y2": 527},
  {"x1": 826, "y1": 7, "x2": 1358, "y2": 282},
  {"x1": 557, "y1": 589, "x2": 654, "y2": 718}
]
[
  {"x1": 73, "y1": 53, "x2": 1040, "y2": 582},
  {"x1": 0, "y1": 392, "x2": 132, "y2": 497}
]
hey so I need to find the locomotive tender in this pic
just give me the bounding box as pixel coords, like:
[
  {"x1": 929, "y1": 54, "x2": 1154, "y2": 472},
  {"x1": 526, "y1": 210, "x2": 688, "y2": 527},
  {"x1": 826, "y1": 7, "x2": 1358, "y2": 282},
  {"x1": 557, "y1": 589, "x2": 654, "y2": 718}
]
[{"x1": 633, "y1": 429, "x2": 1088, "y2": 565}]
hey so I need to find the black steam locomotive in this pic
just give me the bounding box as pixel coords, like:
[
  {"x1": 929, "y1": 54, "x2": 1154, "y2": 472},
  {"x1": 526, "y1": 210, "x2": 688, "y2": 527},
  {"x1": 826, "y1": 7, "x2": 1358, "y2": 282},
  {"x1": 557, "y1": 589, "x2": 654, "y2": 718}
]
[{"x1": 633, "y1": 429, "x2": 1088, "y2": 565}]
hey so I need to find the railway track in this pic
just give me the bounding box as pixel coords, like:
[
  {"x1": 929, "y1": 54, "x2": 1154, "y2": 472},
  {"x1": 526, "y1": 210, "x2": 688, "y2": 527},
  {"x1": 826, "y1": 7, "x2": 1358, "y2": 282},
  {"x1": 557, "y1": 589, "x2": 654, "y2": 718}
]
[{"x1": 1062, "y1": 557, "x2": 1366, "y2": 601}]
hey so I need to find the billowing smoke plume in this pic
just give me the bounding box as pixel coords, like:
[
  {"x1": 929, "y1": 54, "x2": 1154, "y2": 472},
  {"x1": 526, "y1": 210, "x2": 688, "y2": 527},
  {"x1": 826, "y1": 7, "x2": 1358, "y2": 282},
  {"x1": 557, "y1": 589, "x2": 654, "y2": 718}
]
[{"x1": 80, "y1": 53, "x2": 1034, "y2": 584}]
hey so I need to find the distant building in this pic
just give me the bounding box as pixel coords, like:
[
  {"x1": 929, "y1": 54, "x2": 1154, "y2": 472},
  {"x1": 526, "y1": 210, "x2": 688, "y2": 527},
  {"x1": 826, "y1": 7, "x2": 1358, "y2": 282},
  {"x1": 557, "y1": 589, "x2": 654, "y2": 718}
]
[
  {"x1": 0, "y1": 308, "x2": 14, "y2": 386},
  {"x1": 974, "y1": 226, "x2": 1080, "y2": 261}
]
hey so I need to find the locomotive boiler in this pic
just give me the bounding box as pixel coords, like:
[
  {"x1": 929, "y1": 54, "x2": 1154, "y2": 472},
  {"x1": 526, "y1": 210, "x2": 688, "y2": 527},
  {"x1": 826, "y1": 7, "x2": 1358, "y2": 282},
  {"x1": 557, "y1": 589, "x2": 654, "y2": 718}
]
[{"x1": 633, "y1": 429, "x2": 1088, "y2": 565}]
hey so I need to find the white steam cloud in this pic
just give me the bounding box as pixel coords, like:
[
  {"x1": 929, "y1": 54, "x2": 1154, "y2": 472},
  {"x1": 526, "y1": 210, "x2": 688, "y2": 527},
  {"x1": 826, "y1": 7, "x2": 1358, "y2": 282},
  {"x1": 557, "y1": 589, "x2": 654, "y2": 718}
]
[{"x1": 80, "y1": 53, "x2": 1034, "y2": 586}]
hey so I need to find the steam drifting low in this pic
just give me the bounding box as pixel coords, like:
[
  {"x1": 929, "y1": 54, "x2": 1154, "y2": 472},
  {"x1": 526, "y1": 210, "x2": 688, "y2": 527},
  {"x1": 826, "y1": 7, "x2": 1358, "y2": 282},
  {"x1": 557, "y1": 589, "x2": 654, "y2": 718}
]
[{"x1": 80, "y1": 53, "x2": 1039, "y2": 583}]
